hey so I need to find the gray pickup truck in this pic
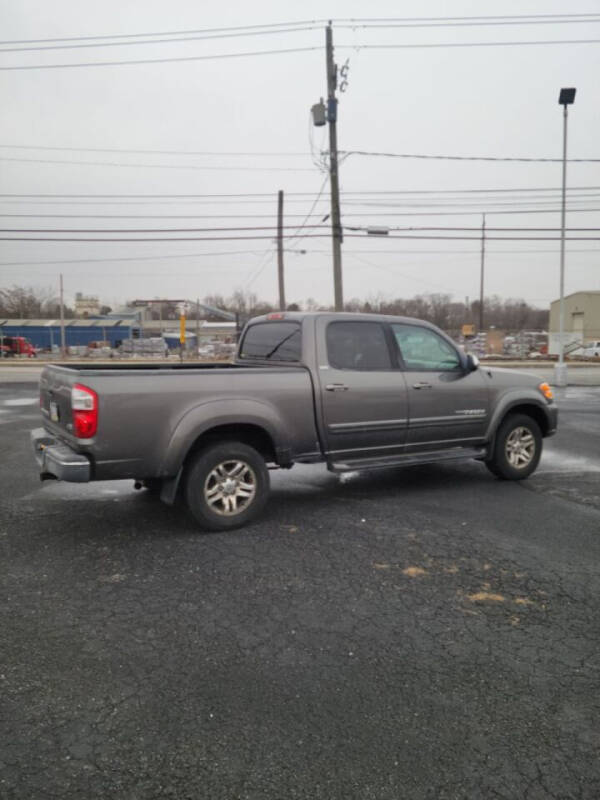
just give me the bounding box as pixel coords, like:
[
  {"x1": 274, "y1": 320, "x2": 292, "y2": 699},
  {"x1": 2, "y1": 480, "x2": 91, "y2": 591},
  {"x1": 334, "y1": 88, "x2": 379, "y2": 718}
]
[{"x1": 32, "y1": 312, "x2": 557, "y2": 531}]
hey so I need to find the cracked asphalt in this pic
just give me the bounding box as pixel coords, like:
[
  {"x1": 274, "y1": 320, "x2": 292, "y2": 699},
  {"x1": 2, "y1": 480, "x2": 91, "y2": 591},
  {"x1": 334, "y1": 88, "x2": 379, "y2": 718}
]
[{"x1": 1, "y1": 379, "x2": 599, "y2": 799}]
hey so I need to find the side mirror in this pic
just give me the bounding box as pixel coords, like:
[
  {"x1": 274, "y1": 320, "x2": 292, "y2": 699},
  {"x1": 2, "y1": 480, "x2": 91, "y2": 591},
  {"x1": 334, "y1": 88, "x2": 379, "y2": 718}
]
[{"x1": 466, "y1": 353, "x2": 479, "y2": 371}]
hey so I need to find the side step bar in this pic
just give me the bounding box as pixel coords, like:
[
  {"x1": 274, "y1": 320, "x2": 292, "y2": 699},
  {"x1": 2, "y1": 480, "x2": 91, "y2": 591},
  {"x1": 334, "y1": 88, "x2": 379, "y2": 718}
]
[{"x1": 328, "y1": 446, "x2": 488, "y2": 473}]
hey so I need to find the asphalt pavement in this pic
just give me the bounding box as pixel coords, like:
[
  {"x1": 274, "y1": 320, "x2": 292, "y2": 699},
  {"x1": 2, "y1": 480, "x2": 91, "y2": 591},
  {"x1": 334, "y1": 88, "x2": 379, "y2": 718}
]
[{"x1": 1, "y1": 380, "x2": 599, "y2": 799}]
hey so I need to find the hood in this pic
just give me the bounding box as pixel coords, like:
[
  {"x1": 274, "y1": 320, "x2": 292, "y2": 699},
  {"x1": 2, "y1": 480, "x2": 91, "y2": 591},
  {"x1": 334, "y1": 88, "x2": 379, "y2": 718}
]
[{"x1": 482, "y1": 365, "x2": 548, "y2": 390}]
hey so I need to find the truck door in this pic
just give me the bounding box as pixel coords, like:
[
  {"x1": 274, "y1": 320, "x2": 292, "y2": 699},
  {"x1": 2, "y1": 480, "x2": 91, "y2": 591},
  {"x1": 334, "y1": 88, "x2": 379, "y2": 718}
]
[
  {"x1": 390, "y1": 323, "x2": 489, "y2": 452},
  {"x1": 315, "y1": 318, "x2": 409, "y2": 462}
]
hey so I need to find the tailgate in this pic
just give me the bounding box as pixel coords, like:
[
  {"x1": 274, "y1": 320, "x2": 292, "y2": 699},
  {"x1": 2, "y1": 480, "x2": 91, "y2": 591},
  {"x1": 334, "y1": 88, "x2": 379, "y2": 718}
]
[{"x1": 39, "y1": 366, "x2": 80, "y2": 439}]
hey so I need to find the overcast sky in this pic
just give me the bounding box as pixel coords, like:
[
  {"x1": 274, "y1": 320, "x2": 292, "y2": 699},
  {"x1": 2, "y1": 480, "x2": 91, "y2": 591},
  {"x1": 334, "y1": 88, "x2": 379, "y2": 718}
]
[{"x1": 1, "y1": 0, "x2": 599, "y2": 311}]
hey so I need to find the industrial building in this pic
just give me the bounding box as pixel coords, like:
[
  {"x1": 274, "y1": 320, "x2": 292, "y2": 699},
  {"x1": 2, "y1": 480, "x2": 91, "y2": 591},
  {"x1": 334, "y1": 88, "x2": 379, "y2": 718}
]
[
  {"x1": 74, "y1": 293, "x2": 101, "y2": 318},
  {"x1": 0, "y1": 319, "x2": 140, "y2": 350},
  {"x1": 0, "y1": 318, "x2": 238, "y2": 351},
  {"x1": 549, "y1": 291, "x2": 600, "y2": 354}
]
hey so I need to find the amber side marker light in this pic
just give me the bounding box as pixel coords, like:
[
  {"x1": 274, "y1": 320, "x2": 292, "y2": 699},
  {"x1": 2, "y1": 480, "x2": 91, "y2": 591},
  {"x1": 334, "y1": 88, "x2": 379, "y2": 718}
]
[{"x1": 538, "y1": 382, "x2": 554, "y2": 400}]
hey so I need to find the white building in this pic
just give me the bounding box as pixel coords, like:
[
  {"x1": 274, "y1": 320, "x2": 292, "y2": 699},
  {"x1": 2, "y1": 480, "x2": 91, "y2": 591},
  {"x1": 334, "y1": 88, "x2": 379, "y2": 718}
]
[
  {"x1": 549, "y1": 291, "x2": 600, "y2": 354},
  {"x1": 74, "y1": 292, "x2": 100, "y2": 318}
]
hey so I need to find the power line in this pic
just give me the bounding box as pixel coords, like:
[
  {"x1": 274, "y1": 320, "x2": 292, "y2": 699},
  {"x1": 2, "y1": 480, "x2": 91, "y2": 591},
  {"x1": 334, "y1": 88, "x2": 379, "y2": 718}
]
[
  {"x1": 0, "y1": 157, "x2": 316, "y2": 172},
  {"x1": 5, "y1": 17, "x2": 599, "y2": 55},
  {"x1": 0, "y1": 225, "x2": 332, "y2": 233},
  {"x1": 3, "y1": 244, "x2": 598, "y2": 270},
  {"x1": 344, "y1": 226, "x2": 600, "y2": 232},
  {"x1": 287, "y1": 174, "x2": 330, "y2": 244},
  {"x1": 244, "y1": 249, "x2": 276, "y2": 288},
  {"x1": 3, "y1": 185, "x2": 599, "y2": 197},
  {"x1": 342, "y1": 198, "x2": 600, "y2": 211},
  {"x1": 2, "y1": 14, "x2": 592, "y2": 47},
  {"x1": 2, "y1": 208, "x2": 599, "y2": 220},
  {"x1": 339, "y1": 38, "x2": 600, "y2": 51},
  {"x1": 0, "y1": 25, "x2": 322, "y2": 54},
  {"x1": 3, "y1": 37, "x2": 599, "y2": 70},
  {"x1": 0, "y1": 234, "x2": 333, "y2": 242},
  {"x1": 4, "y1": 234, "x2": 600, "y2": 242},
  {"x1": 0, "y1": 45, "x2": 321, "y2": 71},
  {"x1": 1, "y1": 202, "x2": 598, "y2": 216},
  {"x1": 336, "y1": 18, "x2": 600, "y2": 30},
  {"x1": 3, "y1": 224, "x2": 598, "y2": 234},
  {"x1": 0, "y1": 250, "x2": 273, "y2": 267},
  {"x1": 0, "y1": 144, "x2": 312, "y2": 157},
  {"x1": 0, "y1": 213, "x2": 328, "y2": 220},
  {"x1": 0, "y1": 20, "x2": 329, "y2": 46},
  {"x1": 340, "y1": 150, "x2": 600, "y2": 163}
]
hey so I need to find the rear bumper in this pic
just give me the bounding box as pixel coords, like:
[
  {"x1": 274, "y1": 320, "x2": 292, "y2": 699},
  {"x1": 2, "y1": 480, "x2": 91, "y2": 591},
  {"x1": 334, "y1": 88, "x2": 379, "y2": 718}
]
[{"x1": 31, "y1": 427, "x2": 91, "y2": 483}]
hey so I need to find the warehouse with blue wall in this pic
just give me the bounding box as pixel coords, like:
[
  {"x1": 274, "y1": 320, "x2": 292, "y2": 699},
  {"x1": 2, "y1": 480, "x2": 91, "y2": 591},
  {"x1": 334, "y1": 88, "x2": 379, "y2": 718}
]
[{"x1": 0, "y1": 319, "x2": 140, "y2": 349}]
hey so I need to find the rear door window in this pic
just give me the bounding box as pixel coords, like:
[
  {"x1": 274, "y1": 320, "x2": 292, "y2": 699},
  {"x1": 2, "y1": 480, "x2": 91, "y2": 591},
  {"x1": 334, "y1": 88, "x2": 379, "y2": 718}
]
[
  {"x1": 239, "y1": 322, "x2": 301, "y2": 362},
  {"x1": 326, "y1": 321, "x2": 392, "y2": 371}
]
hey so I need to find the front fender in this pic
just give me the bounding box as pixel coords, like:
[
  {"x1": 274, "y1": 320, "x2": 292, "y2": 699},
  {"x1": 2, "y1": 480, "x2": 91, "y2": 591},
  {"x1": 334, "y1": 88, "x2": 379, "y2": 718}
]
[
  {"x1": 159, "y1": 397, "x2": 289, "y2": 475},
  {"x1": 485, "y1": 389, "x2": 556, "y2": 451}
]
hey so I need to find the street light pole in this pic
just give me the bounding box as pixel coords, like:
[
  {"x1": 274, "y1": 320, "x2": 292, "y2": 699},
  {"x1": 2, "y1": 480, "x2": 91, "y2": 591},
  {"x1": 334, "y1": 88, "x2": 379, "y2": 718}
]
[{"x1": 555, "y1": 87, "x2": 576, "y2": 388}]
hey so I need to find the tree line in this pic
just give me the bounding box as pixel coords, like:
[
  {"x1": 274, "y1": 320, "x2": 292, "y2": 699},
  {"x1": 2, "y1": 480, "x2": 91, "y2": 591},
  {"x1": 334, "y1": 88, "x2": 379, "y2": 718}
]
[
  {"x1": 203, "y1": 290, "x2": 549, "y2": 333},
  {"x1": 1, "y1": 285, "x2": 549, "y2": 333}
]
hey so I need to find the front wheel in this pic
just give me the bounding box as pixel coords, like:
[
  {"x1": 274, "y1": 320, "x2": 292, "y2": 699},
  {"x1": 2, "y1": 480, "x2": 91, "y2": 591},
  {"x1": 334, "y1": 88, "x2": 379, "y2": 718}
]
[
  {"x1": 185, "y1": 441, "x2": 270, "y2": 531},
  {"x1": 486, "y1": 413, "x2": 542, "y2": 480}
]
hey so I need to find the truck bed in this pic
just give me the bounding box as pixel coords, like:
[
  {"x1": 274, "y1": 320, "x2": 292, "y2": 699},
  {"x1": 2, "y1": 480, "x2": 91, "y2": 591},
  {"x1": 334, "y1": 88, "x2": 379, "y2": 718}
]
[{"x1": 39, "y1": 362, "x2": 320, "y2": 481}]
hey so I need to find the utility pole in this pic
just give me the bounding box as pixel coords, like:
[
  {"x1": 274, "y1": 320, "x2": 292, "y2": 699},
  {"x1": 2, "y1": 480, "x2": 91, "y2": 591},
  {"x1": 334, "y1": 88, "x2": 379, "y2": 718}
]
[
  {"x1": 277, "y1": 190, "x2": 286, "y2": 310},
  {"x1": 326, "y1": 22, "x2": 344, "y2": 311},
  {"x1": 479, "y1": 214, "x2": 486, "y2": 332},
  {"x1": 59, "y1": 273, "x2": 66, "y2": 358}
]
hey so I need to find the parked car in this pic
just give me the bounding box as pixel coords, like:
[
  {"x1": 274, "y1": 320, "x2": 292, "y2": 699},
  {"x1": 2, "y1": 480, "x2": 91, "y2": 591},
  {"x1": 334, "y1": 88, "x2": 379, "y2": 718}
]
[
  {"x1": 32, "y1": 312, "x2": 557, "y2": 531},
  {"x1": 582, "y1": 340, "x2": 600, "y2": 357}
]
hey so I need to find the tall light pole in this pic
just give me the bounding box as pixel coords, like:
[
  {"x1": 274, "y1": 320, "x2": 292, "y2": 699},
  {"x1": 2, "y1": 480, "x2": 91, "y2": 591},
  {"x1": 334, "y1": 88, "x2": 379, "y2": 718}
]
[{"x1": 554, "y1": 87, "x2": 576, "y2": 388}]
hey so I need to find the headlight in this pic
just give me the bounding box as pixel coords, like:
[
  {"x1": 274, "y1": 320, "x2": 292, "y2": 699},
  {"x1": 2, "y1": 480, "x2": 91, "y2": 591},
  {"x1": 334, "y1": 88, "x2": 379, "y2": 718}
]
[{"x1": 538, "y1": 382, "x2": 554, "y2": 400}]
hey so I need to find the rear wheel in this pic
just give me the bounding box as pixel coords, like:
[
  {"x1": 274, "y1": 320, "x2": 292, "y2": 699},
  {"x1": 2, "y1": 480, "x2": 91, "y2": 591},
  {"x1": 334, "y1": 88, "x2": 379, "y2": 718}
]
[
  {"x1": 185, "y1": 441, "x2": 270, "y2": 531},
  {"x1": 486, "y1": 413, "x2": 542, "y2": 480}
]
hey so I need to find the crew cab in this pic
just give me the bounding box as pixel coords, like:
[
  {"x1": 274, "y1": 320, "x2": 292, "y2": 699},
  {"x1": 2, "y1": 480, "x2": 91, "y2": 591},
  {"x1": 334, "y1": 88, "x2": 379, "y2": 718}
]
[{"x1": 31, "y1": 312, "x2": 557, "y2": 531}]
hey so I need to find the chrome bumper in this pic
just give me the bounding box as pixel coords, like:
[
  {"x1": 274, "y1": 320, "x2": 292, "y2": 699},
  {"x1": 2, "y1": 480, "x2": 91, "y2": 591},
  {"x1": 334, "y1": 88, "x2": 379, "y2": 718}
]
[{"x1": 31, "y1": 427, "x2": 91, "y2": 482}]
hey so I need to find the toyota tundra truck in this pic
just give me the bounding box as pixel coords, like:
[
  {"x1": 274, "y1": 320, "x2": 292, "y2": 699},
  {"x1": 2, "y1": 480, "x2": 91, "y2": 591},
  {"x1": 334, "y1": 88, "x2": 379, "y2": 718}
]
[{"x1": 31, "y1": 312, "x2": 557, "y2": 531}]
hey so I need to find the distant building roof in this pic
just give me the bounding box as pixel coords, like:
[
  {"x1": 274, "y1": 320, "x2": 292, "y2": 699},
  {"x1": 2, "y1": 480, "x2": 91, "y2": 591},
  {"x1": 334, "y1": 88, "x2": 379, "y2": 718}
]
[
  {"x1": 0, "y1": 318, "x2": 138, "y2": 328},
  {"x1": 551, "y1": 290, "x2": 600, "y2": 304}
]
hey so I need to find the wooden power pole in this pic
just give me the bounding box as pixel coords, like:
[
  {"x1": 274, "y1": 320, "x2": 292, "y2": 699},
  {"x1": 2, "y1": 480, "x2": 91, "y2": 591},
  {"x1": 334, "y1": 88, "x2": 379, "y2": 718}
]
[
  {"x1": 479, "y1": 214, "x2": 486, "y2": 332},
  {"x1": 326, "y1": 23, "x2": 344, "y2": 311},
  {"x1": 59, "y1": 273, "x2": 66, "y2": 358}
]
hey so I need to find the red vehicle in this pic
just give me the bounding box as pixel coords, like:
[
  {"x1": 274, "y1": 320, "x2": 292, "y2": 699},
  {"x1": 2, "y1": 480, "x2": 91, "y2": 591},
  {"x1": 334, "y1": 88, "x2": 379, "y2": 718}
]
[{"x1": 0, "y1": 336, "x2": 37, "y2": 357}]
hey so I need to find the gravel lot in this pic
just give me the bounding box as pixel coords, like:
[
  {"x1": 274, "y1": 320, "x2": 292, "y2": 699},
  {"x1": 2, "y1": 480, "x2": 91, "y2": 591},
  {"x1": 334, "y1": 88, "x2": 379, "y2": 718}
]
[{"x1": 1, "y1": 377, "x2": 599, "y2": 799}]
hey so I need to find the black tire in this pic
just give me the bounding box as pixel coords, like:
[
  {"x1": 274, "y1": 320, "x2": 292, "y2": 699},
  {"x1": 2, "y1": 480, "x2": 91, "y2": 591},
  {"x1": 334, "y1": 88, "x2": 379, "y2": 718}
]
[
  {"x1": 486, "y1": 413, "x2": 542, "y2": 480},
  {"x1": 184, "y1": 441, "x2": 270, "y2": 531}
]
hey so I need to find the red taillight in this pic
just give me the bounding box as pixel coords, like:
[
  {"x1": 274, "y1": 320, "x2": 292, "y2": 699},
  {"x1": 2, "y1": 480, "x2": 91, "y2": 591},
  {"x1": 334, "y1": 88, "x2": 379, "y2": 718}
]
[{"x1": 71, "y1": 383, "x2": 98, "y2": 438}]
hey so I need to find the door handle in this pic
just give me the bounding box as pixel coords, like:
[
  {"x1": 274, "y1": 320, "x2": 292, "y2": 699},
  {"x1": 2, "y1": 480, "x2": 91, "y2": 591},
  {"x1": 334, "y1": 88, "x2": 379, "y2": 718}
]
[
  {"x1": 412, "y1": 382, "x2": 433, "y2": 389},
  {"x1": 325, "y1": 383, "x2": 349, "y2": 392}
]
